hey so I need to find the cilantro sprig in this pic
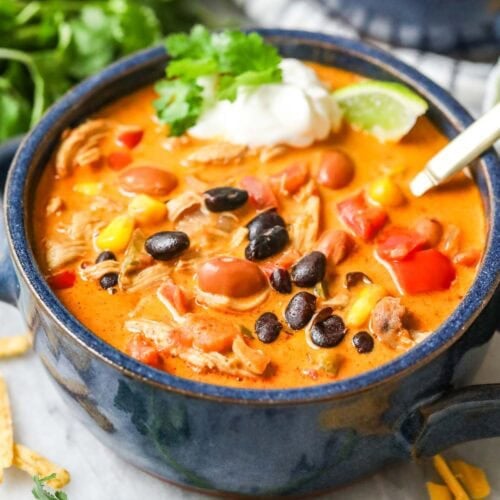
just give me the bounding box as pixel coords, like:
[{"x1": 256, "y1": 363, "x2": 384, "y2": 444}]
[
  {"x1": 154, "y1": 25, "x2": 283, "y2": 136},
  {"x1": 32, "y1": 474, "x2": 68, "y2": 500}
]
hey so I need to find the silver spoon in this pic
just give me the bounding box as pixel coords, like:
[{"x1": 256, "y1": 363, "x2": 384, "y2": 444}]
[{"x1": 410, "y1": 102, "x2": 500, "y2": 196}]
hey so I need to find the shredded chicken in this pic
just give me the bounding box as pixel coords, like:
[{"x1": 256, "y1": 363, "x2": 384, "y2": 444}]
[
  {"x1": 184, "y1": 142, "x2": 247, "y2": 165},
  {"x1": 195, "y1": 287, "x2": 269, "y2": 312},
  {"x1": 167, "y1": 191, "x2": 203, "y2": 221},
  {"x1": 119, "y1": 229, "x2": 153, "y2": 285},
  {"x1": 123, "y1": 264, "x2": 170, "y2": 293},
  {"x1": 46, "y1": 196, "x2": 65, "y2": 216},
  {"x1": 370, "y1": 297, "x2": 413, "y2": 350},
  {"x1": 229, "y1": 226, "x2": 248, "y2": 248},
  {"x1": 46, "y1": 240, "x2": 86, "y2": 271},
  {"x1": 67, "y1": 211, "x2": 103, "y2": 241},
  {"x1": 322, "y1": 291, "x2": 350, "y2": 310},
  {"x1": 55, "y1": 119, "x2": 111, "y2": 177},
  {"x1": 289, "y1": 195, "x2": 320, "y2": 253},
  {"x1": 162, "y1": 135, "x2": 190, "y2": 151},
  {"x1": 259, "y1": 145, "x2": 287, "y2": 163},
  {"x1": 232, "y1": 335, "x2": 270, "y2": 375},
  {"x1": 125, "y1": 319, "x2": 257, "y2": 378},
  {"x1": 294, "y1": 179, "x2": 318, "y2": 202},
  {"x1": 79, "y1": 260, "x2": 120, "y2": 281},
  {"x1": 89, "y1": 196, "x2": 124, "y2": 213},
  {"x1": 185, "y1": 175, "x2": 209, "y2": 192}
]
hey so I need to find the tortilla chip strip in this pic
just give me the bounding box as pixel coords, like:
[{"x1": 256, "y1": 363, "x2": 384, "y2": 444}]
[
  {"x1": 13, "y1": 443, "x2": 70, "y2": 488},
  {"x1": 433, "y1": 454, "x2": 470, "y2": 500},
  {"x1": 0, "y1": 336, "x2": 31, "y2": 359},
  {"x1": 0, "y1": 376, "x2": 14, "y2": 483}
]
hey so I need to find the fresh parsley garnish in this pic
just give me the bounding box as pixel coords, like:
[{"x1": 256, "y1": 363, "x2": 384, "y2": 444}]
[
  {"x1": 32, "y1": 474, "x2": 68, "y2": 500},
  {"x1": 154, "y1": 25, "x2": 282, "y2": 136}
]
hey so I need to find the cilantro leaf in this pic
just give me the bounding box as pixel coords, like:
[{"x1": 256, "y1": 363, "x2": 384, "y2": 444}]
[
  {"x1": 153, "y1": 79, "x2": 203, "y2": 136},
  {"x1": 155, "y1": 25, "x2": 283, "y2": 136},
  {"x1": 32, "y1": 474, "x2": 68, "y2": 500}
]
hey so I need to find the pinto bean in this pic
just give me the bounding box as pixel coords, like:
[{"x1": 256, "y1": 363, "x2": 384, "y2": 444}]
[
  {"x1": 197, "y1": 257, "x2": 268, "y2": 298},
  {"x1": 119, "y1": 166, "x2": 177, "y2": 196},
  {"x1": 315, "y1": 229, "x2": 354, "y2": 264},
  {"x1": 316, "y1": 150, "x2": 354, "y2": 190},
  {"x1": 413, "y1": 217, "x2": 443, "y2": 248}
]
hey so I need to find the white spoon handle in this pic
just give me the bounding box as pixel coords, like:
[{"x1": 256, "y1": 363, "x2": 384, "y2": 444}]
[{"x1": 410, "y1": 102, "x2": 500, "y2": 196}]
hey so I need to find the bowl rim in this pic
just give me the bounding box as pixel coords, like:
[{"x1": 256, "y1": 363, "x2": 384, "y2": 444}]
[{"x1": 5, "y1": 29, "x2": 500, "y2": 404}]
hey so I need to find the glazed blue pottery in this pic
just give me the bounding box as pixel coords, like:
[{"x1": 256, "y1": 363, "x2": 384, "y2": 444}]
[{"x1": 1, "y1": 30, "x2": 499, "y2": 497}]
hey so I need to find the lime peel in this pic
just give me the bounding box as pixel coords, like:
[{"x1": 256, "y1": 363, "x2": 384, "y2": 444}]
[{"x1": 332, "y1": 81, "x2": 428, "y2": 142}]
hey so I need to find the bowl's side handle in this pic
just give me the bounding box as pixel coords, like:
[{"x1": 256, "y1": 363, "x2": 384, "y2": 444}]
[
  {"x1": 408, "y1": 383, "x2": 500, "y2": 456},
  {"x1": 0, "y1": 137, "x2": 23, "y2": 306}
]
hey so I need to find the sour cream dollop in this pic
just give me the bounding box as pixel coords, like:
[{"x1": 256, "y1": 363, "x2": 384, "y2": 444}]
[{"x1": 188, "y1": 59, "x2": 342, "y2": 148}]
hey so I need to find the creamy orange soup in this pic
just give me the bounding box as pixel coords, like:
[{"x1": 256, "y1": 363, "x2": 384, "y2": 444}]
[{"x1": 33, "y1": 64, "x2": 485, "y2": 388}]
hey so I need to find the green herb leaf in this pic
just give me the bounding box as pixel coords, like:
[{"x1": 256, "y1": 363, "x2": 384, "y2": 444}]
[
  {"x1": 0, "y1": 77, "x2": 31, "y2": 141},
  {"x1": 155, "y1": 25, "x2": 282, "y2": 135},
  {"x1": 32, "y1": 474, "x2": 68, "y2": 500}
]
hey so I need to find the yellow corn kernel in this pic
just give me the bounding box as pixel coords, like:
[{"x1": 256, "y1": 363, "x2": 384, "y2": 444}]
[
  {"x1": 450, "y1": 460, "x2": 491, "y2": 499},
  {"x1": 433, "y1": 455, "x2": 470, "y2": 500},
  {"x1": 128, "y1": 194, "x2": 167, "y2": 226},
  {"x1": 367, "y1": 176, "x2": 405, "y2": 207},
  {"x1": 346, "y1": 284, "x2": 386, "y2": 328},
  {"x1": 426, "y1": 482, "x2": 452, "y2": 500},
  {"x1": 96, "y1": 215, "x2": 134, "y2": 253},
  {"x1": 73, "y1": 182, "x2": 102, "y2": 196}
]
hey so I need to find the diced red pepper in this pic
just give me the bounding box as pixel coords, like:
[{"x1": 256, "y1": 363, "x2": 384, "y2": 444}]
[
  {"x1": 389, "y1": 249, "x2": 456, "y2": 294},
  {"x1": 117, "y1": 127, "x2": 144, "y2": 149},
  {"x1": 158, "y1": 280, "x2": 190, "y2": 316},
  {"x1": 47, "y1": 270, "x2": 76, "y2": 290},
  {"x1": 269, "y1": 162, "x2": 309, "y2": 195},
  {"x1": 337, "y1": 191, "x2": 387, "y2": 240},
  {"x1": 126, "y1": 335, "x2": 162, "y2": 368},
  {"x1": 376, "y1": 226, "x2": 427, "y2": 261},
  {"x1": 240, "y1": 176, "x2": 278, "y2": 210},
  {"x1": 107, "y1": 150, "x2": 132, "y2": 170},
  {"x1": 273, "y1": 248, "x2": 301, "y2": 269}
]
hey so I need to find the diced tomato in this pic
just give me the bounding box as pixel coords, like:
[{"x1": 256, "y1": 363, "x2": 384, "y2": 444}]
[
  {"x1": 107, "y1": 150, "x2": 132, "y2": 170},
  {"x1": 337, "y1": 191, "x2": 388, "y2": 240},
  {"x1": 241, "y1": 176, "x2": 278, "y2": 210},
  {"x1": 117, "y1": 127, "x2": 144, "y2": 149},
  {"x1": 376, "y1": 226, "x2": 427, "y2": 261},
  {"x1": 158, "y1": 280, "x2": 190, "y2": 316},
  {"x1": 315, "y1": 229, "x2": 354, "y2": 264},
  {"x1": 127, "y1": 335, "x2": 162, "y2": 368},
  {"x1": 389, "y1": 249, "x2": 456, "y2": 294},
  {"x1": 192, "y1": 323, "x2": 236, "y2": 353},
  {"x1": 47, "y1": 270, "x2": 76, "y2": 290},
  {"x1": 269, "y1": 162, "x2": 309, "y2": 195}
]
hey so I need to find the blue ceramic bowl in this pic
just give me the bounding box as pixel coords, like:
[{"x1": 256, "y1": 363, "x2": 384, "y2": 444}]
[{"x1": 1, "y1": 30, "x2": 499, "y2": 497}]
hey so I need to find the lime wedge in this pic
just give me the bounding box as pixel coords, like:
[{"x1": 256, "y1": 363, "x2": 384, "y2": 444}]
[{"x1": 332, "y1": 81, "x2": 428, "y2": 142}]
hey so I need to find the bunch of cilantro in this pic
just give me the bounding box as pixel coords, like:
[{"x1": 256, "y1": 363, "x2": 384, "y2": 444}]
[
  {"x1": 154, "y1": 25, "x2": 283, "y2": 136},
  {"x1": 0, "y1": 1, "x2": 241, "y2": 143}
]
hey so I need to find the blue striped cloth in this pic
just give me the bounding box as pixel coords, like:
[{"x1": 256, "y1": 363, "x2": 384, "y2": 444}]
[{"x1": 238, "y1": 0, "x2": 499, "y2": 117}]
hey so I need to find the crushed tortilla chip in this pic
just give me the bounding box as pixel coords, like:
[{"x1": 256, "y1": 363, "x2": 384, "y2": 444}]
[
  {"x1": 13, "y1": 443, "x2": 70, "y2": 488},
  {"x1": 0, "y1": 335, "x2": 31, "y2": 359},
  {"x1": 0, "y1": 376, "x2": 14, "y2": 483},
  {"x1": 426, "y1": 482, "x2": 452, "y2": 500},
  {"x1": 450, "y1": 460, "x2": 491, "y2": 499},
  {"x1": 433, "y1": 454, "x2": 470, "y2": 500}
]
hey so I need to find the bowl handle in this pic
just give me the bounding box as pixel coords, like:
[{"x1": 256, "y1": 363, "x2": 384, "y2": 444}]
[
  {"x1": 408, "y1": 383, "x2": 500, "y2": 456},
  {"x1": 0, "y1": 137, "x2": 23, "y2": 306}
]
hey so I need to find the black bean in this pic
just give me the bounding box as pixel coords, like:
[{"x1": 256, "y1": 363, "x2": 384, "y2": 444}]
[
  {"x1": 285, "y1": 291, "x2": 317, "y2": 330},
  {"x1": 310, "y1": 314, "x2": 346, "y2": 347},
  {"x1": 204, "y1": 187, "x2": 248, "y2": 212},
  {"x1": 145, "y1": 231, "x2": 190, "y2": 260},
  {"x1": 344, "y1": 272, "x2": 372, "y2": 289},
  {"x1": 246, "y1": 209, "x2": 286, "y2": 241},
  {"x1": 100, "y1": 272, "x2": 118, "y2": 290},
  {"x1": 96, "y1": 251, "x2": 116, "y2": 263},
  {"x1": 255, "y1": 312, "x2": 282, "y2": 343},
  {"x1": 245, "y1": 226, "x2": 289, "y2": 261},
  {"x1": 270, "y1": 268, "x2": 292, "y2": 294},
  {"x1": 290, "y1": 251, "x2": 326, "y2": 287},
  {"x1": 352, "y1": 331, "x2": 374, "y2": 353}
]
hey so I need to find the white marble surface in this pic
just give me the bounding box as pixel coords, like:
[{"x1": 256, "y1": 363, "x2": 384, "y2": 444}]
[{"x1": 0, "y1": 302, "x2": 499, "y2": 500}]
